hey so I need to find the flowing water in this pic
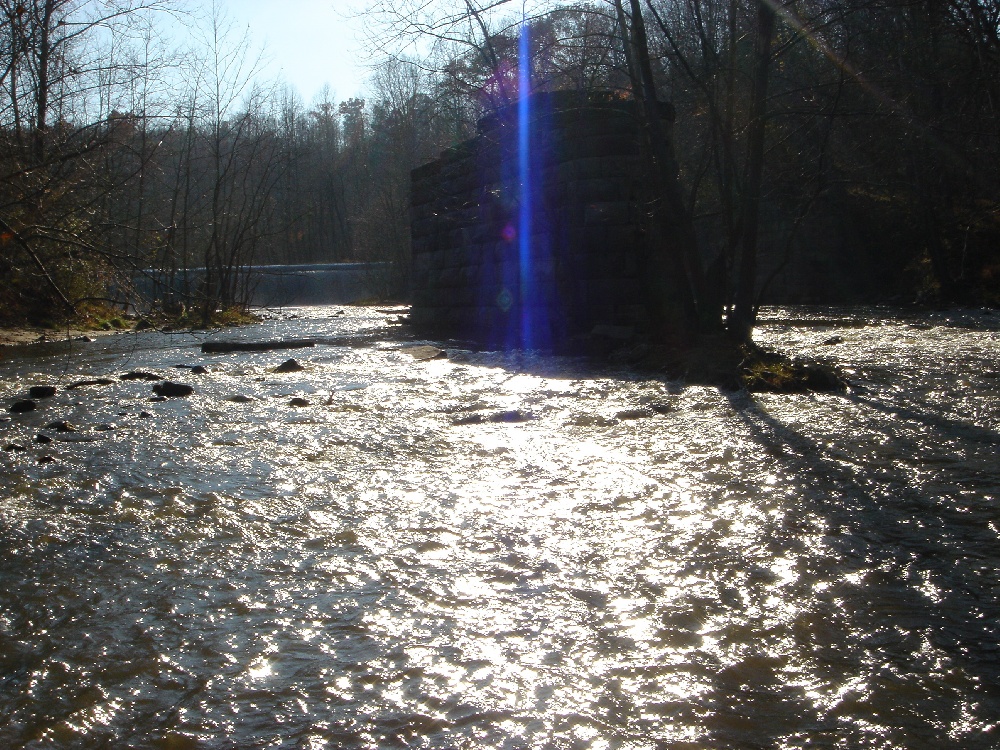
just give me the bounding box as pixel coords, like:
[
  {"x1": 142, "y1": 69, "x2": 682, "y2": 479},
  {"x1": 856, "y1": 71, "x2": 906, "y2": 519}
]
[{"x1": 0, "y1": 305, "x2": 998, "y2": 749}]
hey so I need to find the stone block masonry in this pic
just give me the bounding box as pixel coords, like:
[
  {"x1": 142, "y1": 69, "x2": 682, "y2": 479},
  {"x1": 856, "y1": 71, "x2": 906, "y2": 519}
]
[{"x1": 410, "y1": 91, "x2": 672, "y2": 350}]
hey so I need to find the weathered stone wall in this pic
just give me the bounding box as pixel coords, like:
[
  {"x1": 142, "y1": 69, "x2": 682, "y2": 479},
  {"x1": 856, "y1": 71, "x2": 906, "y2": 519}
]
[{"x1": 410, "y1": 91, "x2": 668, "y2": 349}]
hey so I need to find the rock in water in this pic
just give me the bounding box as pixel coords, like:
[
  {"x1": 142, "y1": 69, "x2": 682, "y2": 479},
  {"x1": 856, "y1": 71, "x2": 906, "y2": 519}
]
[
  {"x1": 67, "y1": 379, "x2": 114, "y2": 389},
  {"x1": 152, "y1": 381, "x2": 194, "y2": 398},
  {"x1": 615, "y1": 408, "x2": 654, "y2": 420},
  {"x1": 407, "y1": 345, "x2": 446, "y2": 362},
  {"x1": 28, "y1": 386, "x2": 57, "y2": 399},
  {"x1": 289, "y1": 397, "x2": 311, "y2": 407},
  {"x1": 44, "y1": 421, "x2": 76, "y2": 432},
  {"x1": 201, "y1": 339, "x2": 315, "y2": 354},
  {"x1": 121, "y1": 371, "x2": 163, "y2": 381},
  {"x1": 489, "y1": 410, "x2": 534, "y2": 423},
  {"x1": 274, "y1": 358, "x2": 305, "y2": 373},
  {"x1": 9, "y1": 400, "x2": 37, "y2": 413},
  {"x1": 801, "y1": 363, "x2": 847, "y2": 392}
]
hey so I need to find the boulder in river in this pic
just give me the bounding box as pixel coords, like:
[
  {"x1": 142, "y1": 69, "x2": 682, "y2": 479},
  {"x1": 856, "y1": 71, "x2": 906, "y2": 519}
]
[
  {"x1": 9, "y1": 399, "x2": 37, "y2": 413},
  {"x1": 44, "y1": 420, "x2": 76, "y2": 432},
  {"x1": 227, "y1": 394, "x2": 255, "y2": 403},
  {"x1": 451, "y1": 413, "x2": 486, "y2": 425},
  {"x1": 489, "y1": 409, "x2": 534, "y2": 423},
  {"x1": 406, "y1": 345, "x2": 446, "y2": 362},
  {"x1": 3, "y1": 443, "x2": 27, "y2": 452},
  {"x1": 289, "y1": 397, "x2": 311, "y2": 407},
  {"x1": 152, "y1": 381, "x2": 194, "y2": 398},
  {"x1": 274, "y1": 358, "x2": 305, "y2": 373},
  {"x1": 615, "y1": 408, "x2": 655, "y2": 420},
  {"x1": 201, "y1": 339, "x2": 315, "y2": 354},
  {"x1": 34, "y1": 434, "x2": 53, "y2": 444},
  {"x1": 67, "y1": 378, "x2": 114, "y2": 389},
  {"x1": 121, "y1": 371, "x2": 163, "y2": 381},
  {"x1": 28, "y1": 386, "x2": 57, "y2": 399},
  {"x1": 800, "y1": 363, "x2": 846, "y2": 392}
]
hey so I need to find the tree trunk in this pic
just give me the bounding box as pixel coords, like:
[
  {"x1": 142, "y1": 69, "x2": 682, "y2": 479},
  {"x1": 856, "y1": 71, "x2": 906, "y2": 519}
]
[
  {"x1": 728, "y1": 0, "x2": 775, "y2": 343},
  {"x1": 622, "y1": 0, "x2": 710, "y2": 341}
]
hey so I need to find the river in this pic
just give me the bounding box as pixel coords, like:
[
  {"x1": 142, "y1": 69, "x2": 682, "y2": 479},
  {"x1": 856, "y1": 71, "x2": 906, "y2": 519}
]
[{"x1": 1, "y1": 305, "x2": 998, "y2": 749}]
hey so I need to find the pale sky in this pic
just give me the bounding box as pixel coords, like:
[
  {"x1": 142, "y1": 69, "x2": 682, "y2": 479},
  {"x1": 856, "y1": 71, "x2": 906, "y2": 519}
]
[{"x1": 218, "y1": 0, "x2": 373, "y2": 103}]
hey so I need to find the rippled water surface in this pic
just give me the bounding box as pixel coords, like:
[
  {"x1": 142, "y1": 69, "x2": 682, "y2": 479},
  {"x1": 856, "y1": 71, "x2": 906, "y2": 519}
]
[{"x1": 1, "y1": 306, "x2": 998, "y2": 749}]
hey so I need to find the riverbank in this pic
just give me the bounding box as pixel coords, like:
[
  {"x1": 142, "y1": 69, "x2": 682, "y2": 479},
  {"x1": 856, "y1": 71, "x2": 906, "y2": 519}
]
[
  {"x1": 0, "y1": 326, "x2": 120, "y2": 347},
  {"x1": 0, "y1": 306, "x2": 266, "y2": 347}
]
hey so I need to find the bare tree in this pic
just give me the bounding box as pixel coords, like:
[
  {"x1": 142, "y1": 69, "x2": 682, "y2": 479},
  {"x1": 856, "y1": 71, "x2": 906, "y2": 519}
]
[{"x1": 0, "y1": 0, "x2": 180, "y2": 323}]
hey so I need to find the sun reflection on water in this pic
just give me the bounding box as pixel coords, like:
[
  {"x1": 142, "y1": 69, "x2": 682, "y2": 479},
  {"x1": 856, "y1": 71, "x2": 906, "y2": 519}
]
[{"x1": 1, "y1": 306, "x2": 999, "y2": 747}]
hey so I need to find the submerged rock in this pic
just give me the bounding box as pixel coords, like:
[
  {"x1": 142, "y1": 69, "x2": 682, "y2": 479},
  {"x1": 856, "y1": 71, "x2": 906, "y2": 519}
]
[
  {"x1": 489, "y1": 410, "x2": 534, "y2": 423},
  {"x1": 152, "y1": 381, "x2": 194, "y2": 398},
  {"x1": 67, "y1": 378, "x2": 114, "y2": 389},
  {"x1": 451, "y1": 413, "x2": 486, "y2": 425},
  {"x1": 565, "y1": 413, "x2": 617, "y2": 428},
  {"x1": 615, "y1": 408, "x2": 655, "y2": 420},
  {"x1": 453, "y1": 409, "x2": 535, "y2": 425},
  {"x1": 28, "y1": 386, "x2": 57, "y2": 399},
  {"x1": 173, "y1": 364, "x2": 209, "y2": 375},
  {"x1": 227, "y1": 394, "x2": 255, "y2": 403},
  {"x1": 274, "y1": 358, "x2": 305, "y2": 373},
  {"x1": 121, "y1": 371, "x2": 163, "y2": 381},
  {"x1": 202, "y1": 339, "x2": 315, "y2": 354},
  {"x1": 34, "y1": 434, "x2": 52, "y2": 444},
  {"x1": 2, "y1": 443, "x2": 27, "y2": 452},
  {"x1": 9, "y1": 399, "x2": 37, "y2": 413}
]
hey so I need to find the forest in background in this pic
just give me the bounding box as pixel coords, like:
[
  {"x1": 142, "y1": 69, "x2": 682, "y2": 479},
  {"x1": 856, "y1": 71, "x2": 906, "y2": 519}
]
[{"x1": 1, "y1": 0, "x2": 998, "y2": 330}]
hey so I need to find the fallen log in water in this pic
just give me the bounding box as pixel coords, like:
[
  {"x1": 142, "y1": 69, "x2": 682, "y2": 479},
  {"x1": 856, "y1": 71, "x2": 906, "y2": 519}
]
[{"x1": 201, "y1": 339, "x2": 316, "y2": 354}]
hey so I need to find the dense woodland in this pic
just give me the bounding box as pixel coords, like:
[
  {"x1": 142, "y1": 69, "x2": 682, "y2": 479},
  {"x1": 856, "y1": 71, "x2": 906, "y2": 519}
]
[{"x1": 1, "y1": 0, "x2": 998, "y2": 335}]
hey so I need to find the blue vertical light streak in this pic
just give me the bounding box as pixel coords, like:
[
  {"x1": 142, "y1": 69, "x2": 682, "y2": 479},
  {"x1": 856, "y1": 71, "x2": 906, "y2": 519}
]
[{"x1": 517, "y1": 14, "x2": 533, "y2": 349}]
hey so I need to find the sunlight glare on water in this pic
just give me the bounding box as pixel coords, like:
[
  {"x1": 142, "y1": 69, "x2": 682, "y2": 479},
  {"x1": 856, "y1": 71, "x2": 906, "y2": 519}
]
[{"x1": 0, "y1": 305, "x2": 998, "y2": 748}]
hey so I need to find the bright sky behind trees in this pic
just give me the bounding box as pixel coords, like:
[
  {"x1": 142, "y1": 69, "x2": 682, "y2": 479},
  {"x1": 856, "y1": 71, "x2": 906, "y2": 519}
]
[{"x1": 219, "y1": 0, "x2": 371, "y2": 101}]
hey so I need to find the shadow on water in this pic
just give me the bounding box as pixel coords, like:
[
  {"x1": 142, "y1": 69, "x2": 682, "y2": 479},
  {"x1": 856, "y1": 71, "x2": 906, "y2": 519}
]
[{"x1": 708, "y1": 388, "x2": 1000, "y2": 749}]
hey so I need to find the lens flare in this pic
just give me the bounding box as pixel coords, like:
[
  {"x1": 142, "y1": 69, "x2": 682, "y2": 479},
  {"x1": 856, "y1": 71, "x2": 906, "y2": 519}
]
[{"x1": 517, "y1": 17, "x2": 534, "y2": 350}]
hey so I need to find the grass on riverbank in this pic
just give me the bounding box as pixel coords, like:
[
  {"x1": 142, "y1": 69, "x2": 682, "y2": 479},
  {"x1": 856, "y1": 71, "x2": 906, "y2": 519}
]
[{"x1": 0, "y1": 304, "x2": 260, "y2": 346}]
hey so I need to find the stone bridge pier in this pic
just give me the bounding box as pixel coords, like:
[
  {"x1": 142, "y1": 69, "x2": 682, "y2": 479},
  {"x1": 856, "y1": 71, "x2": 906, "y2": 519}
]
[{"x1": 410, "y1": 91, "x2": 671, "y2": 350}]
